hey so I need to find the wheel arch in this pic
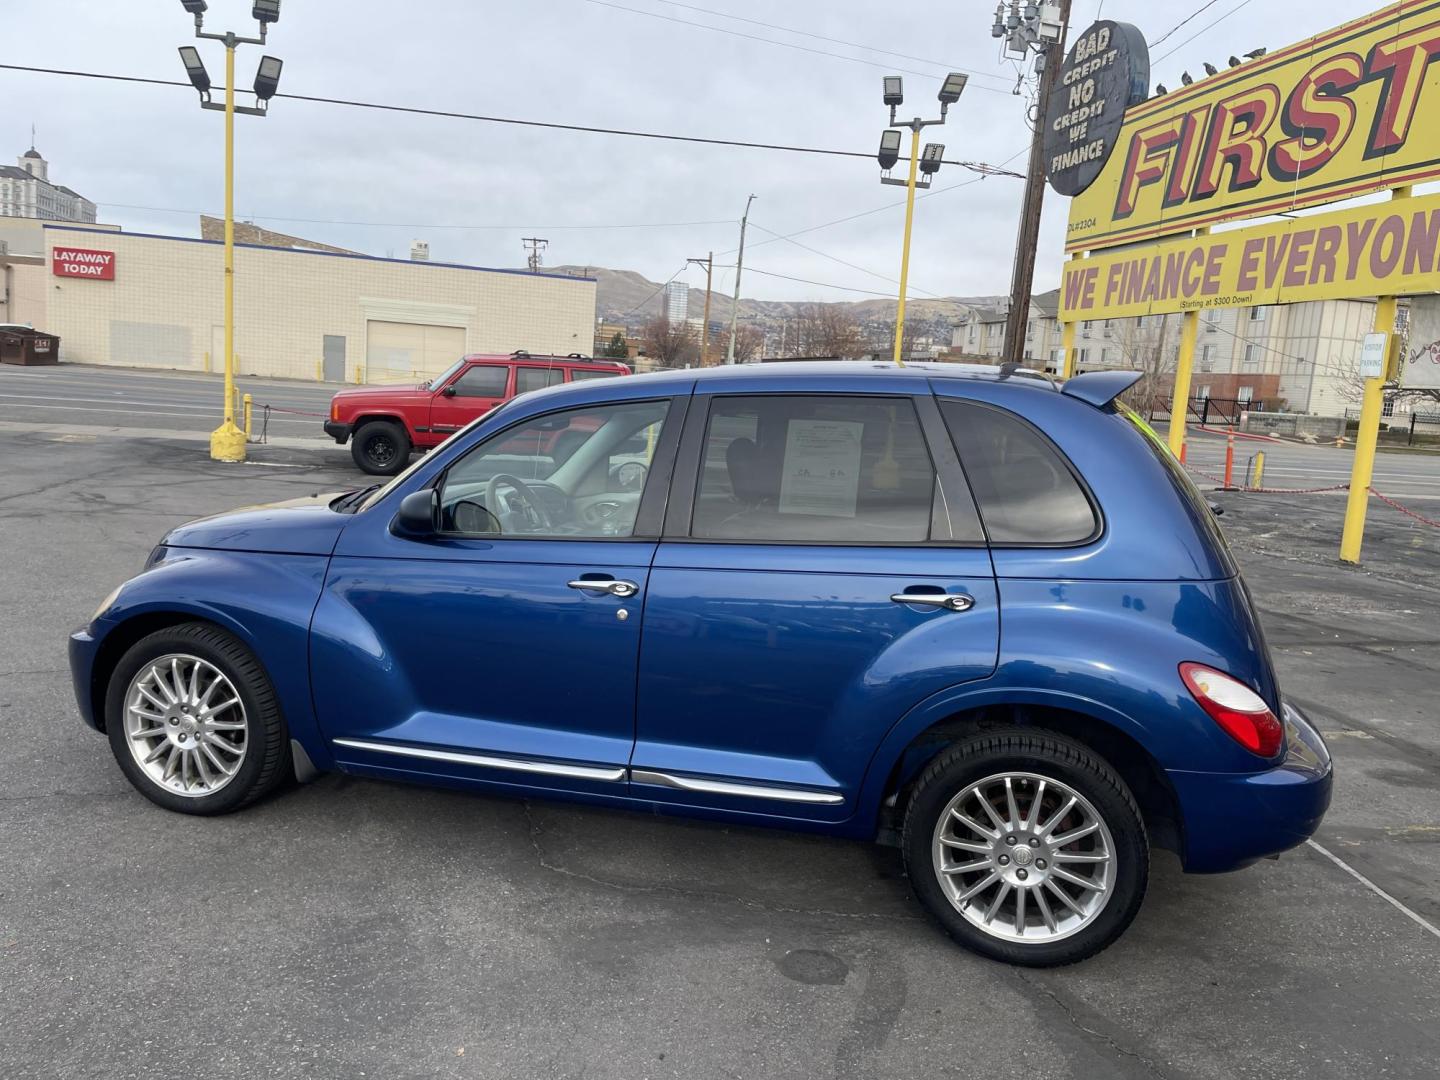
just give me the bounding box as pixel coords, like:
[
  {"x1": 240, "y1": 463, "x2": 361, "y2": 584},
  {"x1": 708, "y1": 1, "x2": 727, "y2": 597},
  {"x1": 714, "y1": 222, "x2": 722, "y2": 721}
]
[
  {"x1": 864, "y1": 691, "x2": 1182, "y2": 857},
  {"x1": 350, "y1": 412, "x2": 412, "y2": 437},
  {"x1": 88, "y1": 608, "x2": 248, "y2": 733}
]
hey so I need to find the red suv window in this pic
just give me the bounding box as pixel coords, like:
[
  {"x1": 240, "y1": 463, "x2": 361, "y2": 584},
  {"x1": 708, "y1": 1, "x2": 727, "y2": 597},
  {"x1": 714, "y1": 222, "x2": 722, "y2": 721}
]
[
  {"x1": 516, "y1": 367, "x2": 564, "y2": 395},
  {"x1": 451, "y1": 364, "x2": 508, "y2": 397}
]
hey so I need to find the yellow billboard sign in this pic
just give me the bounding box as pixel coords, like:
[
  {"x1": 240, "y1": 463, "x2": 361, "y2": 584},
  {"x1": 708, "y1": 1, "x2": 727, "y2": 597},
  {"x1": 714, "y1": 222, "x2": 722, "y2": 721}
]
[
  {"x1": 1065, "y1": 0, "x2": 1440, "y2": 253},
  {"x1": 1058, "y1": 191, "x2": 1440, "y2": 321}
]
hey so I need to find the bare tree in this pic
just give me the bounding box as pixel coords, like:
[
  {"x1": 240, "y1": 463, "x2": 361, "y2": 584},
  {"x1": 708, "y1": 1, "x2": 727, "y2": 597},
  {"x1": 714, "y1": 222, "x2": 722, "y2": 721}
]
[
  {"x1": 722, "y1": 323, "x2": 764, "y2": 364},
  {"x1": 790, "y1": 303, "x2": 866, "y2": 359},
  {"x1": 1109, "y1": 315, "x2": 1180, "y2": 414},
  {"x1": 640, "y1": 315, "x2": 699, "y2": 368}
]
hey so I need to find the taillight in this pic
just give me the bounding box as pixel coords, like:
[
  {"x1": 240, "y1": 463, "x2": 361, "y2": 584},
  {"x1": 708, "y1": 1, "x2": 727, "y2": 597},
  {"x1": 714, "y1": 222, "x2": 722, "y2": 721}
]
[{"x1": 1179, "y1": 663, "x2": 1283, "y2": 758}]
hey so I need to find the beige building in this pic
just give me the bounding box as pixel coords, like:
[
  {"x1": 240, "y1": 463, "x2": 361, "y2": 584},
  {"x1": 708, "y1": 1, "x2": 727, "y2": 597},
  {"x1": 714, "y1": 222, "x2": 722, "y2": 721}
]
[{"x1": 2, "y1": 219, "x2": 597, "y2": 384}]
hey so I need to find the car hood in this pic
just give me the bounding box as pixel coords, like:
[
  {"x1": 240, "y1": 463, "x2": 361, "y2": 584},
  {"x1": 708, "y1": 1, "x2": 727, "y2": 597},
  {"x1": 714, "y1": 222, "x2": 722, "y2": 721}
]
[
  {"x1": 163, "y1": 492, "x2": 350, "y2": 555},
  {"x1": 333, "y1": 384, "x2": 432, "y2": 402}
]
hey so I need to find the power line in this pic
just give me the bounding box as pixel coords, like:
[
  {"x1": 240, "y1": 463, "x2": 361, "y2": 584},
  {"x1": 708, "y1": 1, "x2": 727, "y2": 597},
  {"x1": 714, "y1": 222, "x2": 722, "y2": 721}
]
[
  {"x1": 95, "y1": 201, "x2": 736, "y2": 232},
  {"x1": 0, "y1": 63, "x2": 1022, "y2": 175},
  {"x1": 629, "y1": 0, "x2": 1014, "y2": 86},
  {"x1": 623, "y1": 264, "x2": 691, "y2": 318},
  {"x1": 579, "y1": 0, "x2": 1014, "y2": 91},
  {"x1": 724, "y1": 265, "x2": 905, "y2": 298},
  {"x1": 1149, "y1": 0, "x2": 1227, "y2": 48},
  {"x1": 1154, "y1": 0, "x2": 1257, "y2": 64},
  {"x1": 748, "y1": 220, "x2": 940, "y2": 298}
]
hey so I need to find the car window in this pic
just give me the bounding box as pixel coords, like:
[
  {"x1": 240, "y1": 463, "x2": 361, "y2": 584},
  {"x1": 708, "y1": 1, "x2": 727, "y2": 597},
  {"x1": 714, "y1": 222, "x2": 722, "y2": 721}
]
[
  {"x1": 691, "y1": 395, "x2": 940, "y2": 543},
  {"x1": 569, "y1": 367, "x2": 625, "y2": 382},
  {"x1": 940, "y1": 399, "x2": 1098, "y2": 545},
  {"x1": 439, "y1": 400, "x2": 669, "y2": 538},
  {"x1": 516, "y1": 366, "x2": 564, "y2": 395},
  {"x1": 450, "y1": 364, "x2": 508, "y2": 397}
]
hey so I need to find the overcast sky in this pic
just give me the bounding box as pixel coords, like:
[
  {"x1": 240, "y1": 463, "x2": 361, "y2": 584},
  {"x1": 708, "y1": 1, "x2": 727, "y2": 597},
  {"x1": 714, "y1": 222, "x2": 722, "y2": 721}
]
[{"x1": 2, "y1": 0, "x2": 1390, "y2": 303}]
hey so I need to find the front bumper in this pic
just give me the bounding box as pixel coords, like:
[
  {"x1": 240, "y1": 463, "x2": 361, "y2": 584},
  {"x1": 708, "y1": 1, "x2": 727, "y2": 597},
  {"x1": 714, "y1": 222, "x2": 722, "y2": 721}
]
[
  {"x1": 324, "y1": 420, "x2": 351, "y2": 445},
  {"x1": 69, "y1": 627, "x2": 102, "y2": 731},
  {"x1": 1168, "y1": 701, "x2": 1333, "y2": 873}
]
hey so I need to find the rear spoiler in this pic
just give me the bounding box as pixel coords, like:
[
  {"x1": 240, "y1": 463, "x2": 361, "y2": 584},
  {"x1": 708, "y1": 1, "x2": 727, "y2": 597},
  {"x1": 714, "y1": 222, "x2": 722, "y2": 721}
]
[{"x1": 1061, "y1": 369, "x2": 1143, "y2": 408}]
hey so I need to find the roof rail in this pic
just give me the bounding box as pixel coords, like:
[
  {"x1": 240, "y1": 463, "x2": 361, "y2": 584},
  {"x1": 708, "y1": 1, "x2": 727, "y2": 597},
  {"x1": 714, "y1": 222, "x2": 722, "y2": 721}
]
[
  {"x1": 512, "y1": 349, "x2": 531, "y2": 359},
  {"x1": 1062, "y1": 369, "x2": 1143, "y2": 408}
]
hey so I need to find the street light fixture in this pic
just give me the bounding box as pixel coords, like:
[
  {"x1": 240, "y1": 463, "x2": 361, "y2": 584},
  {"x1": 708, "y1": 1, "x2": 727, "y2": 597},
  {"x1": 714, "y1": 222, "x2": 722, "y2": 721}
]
[
  {"x1": 878, "y1": 129, "x2": 902, "y2": 172},
  {"x1": 877, "y1": 74, "x2": 965, "y2": 366},
  {"x1": 938, "y1": 72, "x2": 968, "y2": 105},
  {"x1": 178, "y1": 2, "x2": 283, "y2": 463},
  {"x1": 178, "y1": 46, "x2": 211, "y2": 94},
  {"x1": 253, "y1": 55, "x2": 283, "y2": 101}
]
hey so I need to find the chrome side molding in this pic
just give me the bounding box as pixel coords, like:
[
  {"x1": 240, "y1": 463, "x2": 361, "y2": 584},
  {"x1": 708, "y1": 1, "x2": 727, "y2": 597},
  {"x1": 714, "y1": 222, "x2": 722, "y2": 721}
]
[
  {"x1": 333, "y1": 739, "x2": 844, "y2": 805},
  {"x1": 630, "y1": 768, "x2": 845, "y2": 806},
  {"x1": 332, "y1": 738, "x2": 627, "y2": 782}
]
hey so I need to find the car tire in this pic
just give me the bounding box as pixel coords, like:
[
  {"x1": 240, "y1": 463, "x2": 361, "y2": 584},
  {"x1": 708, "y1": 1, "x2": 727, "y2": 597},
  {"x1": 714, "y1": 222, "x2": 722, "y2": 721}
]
[
  {"x1": 105, "y1": 622, "x2": 291, "y2": 816},
  {"x1": 351, "y1": 420, "x2": 411, "y2": 475},
  {"x1": 901, "y1": 728, "x2": 1148, "y2": 967}
]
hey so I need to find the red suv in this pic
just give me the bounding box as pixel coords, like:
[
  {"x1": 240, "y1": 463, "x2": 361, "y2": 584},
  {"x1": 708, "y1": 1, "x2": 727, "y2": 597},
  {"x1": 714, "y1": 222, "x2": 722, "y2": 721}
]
[{"x1": 325, "y1": 351, "x2": 630, "y2": 474}]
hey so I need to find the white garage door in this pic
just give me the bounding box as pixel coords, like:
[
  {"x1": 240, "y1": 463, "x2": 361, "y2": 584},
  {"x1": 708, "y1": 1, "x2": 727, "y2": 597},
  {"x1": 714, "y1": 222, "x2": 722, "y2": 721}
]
[{"x1": 365, "y1": 321, "x2": 467, "y2": 385}]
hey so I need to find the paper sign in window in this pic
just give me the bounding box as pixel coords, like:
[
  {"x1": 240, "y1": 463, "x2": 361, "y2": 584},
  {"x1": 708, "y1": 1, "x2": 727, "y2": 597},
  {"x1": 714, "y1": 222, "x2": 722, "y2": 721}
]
[{"x1": 778, "y1": 419, "x2": 864, "y2": 517}]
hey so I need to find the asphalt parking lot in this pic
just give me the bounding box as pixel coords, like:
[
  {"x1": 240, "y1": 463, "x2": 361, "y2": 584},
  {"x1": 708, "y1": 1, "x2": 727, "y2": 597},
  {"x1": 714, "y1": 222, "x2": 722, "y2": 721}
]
[{"x1": 2, "y1": 415, "x2": 1439, "y2": 1079}]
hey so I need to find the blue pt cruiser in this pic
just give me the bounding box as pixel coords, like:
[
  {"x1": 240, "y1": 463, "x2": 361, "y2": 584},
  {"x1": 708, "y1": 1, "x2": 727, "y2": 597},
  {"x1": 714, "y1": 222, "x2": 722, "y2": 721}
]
[{"x1": 70, "y1": 362, "x2": 1332, "y2": 965}]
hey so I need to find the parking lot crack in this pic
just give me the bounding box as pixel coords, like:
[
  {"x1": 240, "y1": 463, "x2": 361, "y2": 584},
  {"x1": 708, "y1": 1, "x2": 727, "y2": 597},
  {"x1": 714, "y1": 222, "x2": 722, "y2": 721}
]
[
  {"x1": 521, "y1": 802, "x2": 917, "y2": 923},
  {"x1": 1014, "y1": 972, "x2": 1177, "y2": 1080}
]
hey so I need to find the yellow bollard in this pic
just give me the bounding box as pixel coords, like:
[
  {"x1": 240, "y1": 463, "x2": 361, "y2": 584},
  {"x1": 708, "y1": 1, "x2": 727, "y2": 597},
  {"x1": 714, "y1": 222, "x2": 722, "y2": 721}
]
[
  {"x1": 203, "y1": 350, "x2": 211, "y2": 375},
  {"x1": 316, "y1": 359, "x2": 323, "y2": 381},
  {"x1": 1253, "y1": 451, "x2": 1265, "y2": 490},
  {"x1": 242, "y1": 393, "x2": 253, "y2": 440}
]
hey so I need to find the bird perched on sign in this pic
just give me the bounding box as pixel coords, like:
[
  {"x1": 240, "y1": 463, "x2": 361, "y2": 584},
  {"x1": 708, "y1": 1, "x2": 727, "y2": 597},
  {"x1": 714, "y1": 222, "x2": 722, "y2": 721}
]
[
  {"x1": 1245, "y1": 47, "x2": 1267, "y2": 59},
  {"x1": 1155, "y1": 82, "x2": 1168, "y2": 95},
  {"x1": 1228, "y1": 55, "x2": 1242, "y2": 67},
  {"x1": 1181, "y1": 71, "x2": 1194, "y2": 85},
  {"x1": 1203, "y1": 62, "x2": 1219, "y2": 76}
]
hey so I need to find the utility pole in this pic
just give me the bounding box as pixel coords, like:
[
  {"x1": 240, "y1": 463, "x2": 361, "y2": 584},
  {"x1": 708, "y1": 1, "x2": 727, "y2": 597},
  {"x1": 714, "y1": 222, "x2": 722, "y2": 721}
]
[
  {"x1": 999, "y1": 0, "x2": 1072, "y2": 366},
  {"x1": 725, "y1": 195, "x2": 756, "y2": 365},
  {"x1": 687, "y1": 253, "x2": 714, "y2": 366},
  {"x1": 522, "y1": 237, "x2": 548, "y2": 272}
]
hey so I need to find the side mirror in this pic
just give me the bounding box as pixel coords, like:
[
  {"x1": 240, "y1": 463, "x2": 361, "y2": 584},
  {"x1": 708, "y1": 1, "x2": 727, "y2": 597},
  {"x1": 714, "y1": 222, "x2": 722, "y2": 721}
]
[
  {"x1": 392, "y1": 488, "x2": 438, "y2": 537},
  {"x1": 441, "y1": 385, "x2": 457, "y2": 397}
]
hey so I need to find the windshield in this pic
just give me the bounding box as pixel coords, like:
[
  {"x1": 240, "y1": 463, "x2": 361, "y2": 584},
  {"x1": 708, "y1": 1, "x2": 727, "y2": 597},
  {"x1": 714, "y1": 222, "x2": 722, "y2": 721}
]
[
  {"x1": 423, "y1": 357, "x2": 467, "y2": 390},
  {"x1": 356, "y1": 405, "x2": 502, "y2": 512}
]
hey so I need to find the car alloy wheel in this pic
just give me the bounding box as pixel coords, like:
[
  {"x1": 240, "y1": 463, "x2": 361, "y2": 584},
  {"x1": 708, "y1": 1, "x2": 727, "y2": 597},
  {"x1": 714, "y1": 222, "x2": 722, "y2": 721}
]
[
  {"x1": 931, "y1": 771, "x2": 1115, "y2": 944},
  {"x1": 123, "y1": 653, "x2": 248, "y2": 797}
]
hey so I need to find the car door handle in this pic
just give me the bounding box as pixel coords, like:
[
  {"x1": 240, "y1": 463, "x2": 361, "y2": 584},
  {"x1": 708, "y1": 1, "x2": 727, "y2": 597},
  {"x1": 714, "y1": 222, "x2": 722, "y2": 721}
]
[
  {"x1": 890, "y1": 592, "x2": 975, "y2": 612},
  {"x1": 568, "y1": 578, "x2": 639, "y2": 598}
]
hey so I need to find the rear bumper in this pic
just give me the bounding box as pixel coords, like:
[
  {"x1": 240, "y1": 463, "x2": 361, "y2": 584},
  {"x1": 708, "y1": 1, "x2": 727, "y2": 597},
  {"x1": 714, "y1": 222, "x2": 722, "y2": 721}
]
[
  {"x1": 69, "y1": 627, "x2": 102, "y2": 731},
  {"x1": 1168, "y1": 701, "x2": 1333, "y2": 873},
  {"x1": 324, "y1": 420, "x2": 351, "y2": 444}
]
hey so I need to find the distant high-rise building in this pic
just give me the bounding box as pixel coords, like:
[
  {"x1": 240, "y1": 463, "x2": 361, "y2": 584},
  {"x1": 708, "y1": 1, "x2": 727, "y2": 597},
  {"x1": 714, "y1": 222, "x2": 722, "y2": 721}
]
[
  {"x1": 664, "y1": 280, "x2": 689, "y2": 323},
  {"x1": 410, "y1": 240, "x2": 430, "y2": 262},
  {"x1": 0, "y1": 145, "x2": 96, "y2": 222}
]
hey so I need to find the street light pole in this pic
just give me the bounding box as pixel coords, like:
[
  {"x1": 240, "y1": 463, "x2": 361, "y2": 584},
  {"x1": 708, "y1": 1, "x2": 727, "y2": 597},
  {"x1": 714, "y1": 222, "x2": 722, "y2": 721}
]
[
  {"x1": 877, "y1": 73, "x2": 966, "y2": 367},
  {"x1": 177, "y1": 0, "x2": 283, "y2": 463},
  {"x1": 892, "y1": 128, "x2": 922, "y2": 365},
  {"x1": 725, "y1": 195, "x2": 755, "y2": 365},
  {"x1": 221, "y1": 40, "x2": 238, "y2": 455}
]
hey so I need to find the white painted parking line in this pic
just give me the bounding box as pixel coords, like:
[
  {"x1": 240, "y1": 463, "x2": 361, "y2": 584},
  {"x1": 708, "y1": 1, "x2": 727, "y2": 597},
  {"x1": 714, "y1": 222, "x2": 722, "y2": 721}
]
[{"x1": 1307, "y1": 838, "x2": 1440, "y2": 942}]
